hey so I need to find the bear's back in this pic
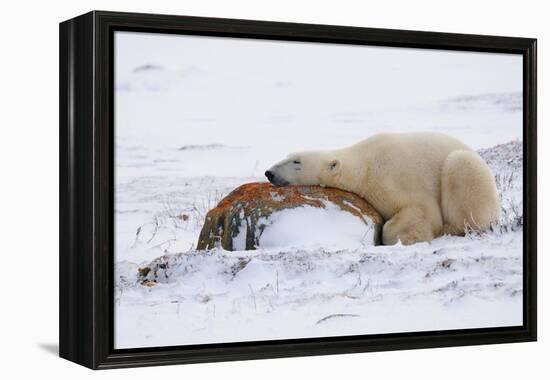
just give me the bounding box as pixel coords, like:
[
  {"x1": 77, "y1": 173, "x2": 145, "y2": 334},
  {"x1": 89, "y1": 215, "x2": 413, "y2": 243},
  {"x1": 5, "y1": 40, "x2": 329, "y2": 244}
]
[{"x1": 352, "y1": 132, "x2": 472, "y2": 212}]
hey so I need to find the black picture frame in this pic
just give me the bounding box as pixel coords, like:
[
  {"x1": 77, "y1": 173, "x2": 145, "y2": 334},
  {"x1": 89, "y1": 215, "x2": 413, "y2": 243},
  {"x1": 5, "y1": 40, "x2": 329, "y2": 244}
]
[{"x1": 59, "y1": 10, "x2": 537, "y2": 369}]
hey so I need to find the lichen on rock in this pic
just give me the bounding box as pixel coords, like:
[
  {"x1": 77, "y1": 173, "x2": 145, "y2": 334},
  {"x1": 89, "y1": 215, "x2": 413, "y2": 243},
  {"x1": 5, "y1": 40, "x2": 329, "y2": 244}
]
[{"x1": 196, "y1": 182, "x2": 383, "y2": 251}]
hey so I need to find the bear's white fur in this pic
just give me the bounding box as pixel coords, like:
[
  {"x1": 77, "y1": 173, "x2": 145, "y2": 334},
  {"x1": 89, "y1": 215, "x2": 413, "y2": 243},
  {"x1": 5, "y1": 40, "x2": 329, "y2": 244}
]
[{"x1": 266, "y1": 132, "x2": 500, "y2": 245}]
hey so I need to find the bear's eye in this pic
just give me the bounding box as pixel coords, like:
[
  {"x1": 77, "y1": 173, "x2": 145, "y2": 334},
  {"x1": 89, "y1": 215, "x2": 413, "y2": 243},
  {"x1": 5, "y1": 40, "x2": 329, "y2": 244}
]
[{"x1": 293, "y1": 160, "x2": 301, "y2": 165}]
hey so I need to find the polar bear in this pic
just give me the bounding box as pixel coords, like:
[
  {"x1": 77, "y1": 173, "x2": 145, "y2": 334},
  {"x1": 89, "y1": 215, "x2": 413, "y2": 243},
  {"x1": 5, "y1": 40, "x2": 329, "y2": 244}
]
[{"x1": 265, "y1": 132, "x2": 500, "y2": 245}]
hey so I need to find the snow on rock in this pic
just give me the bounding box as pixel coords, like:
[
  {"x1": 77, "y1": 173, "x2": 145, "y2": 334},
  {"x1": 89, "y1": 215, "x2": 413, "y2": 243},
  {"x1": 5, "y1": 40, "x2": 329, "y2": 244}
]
[
  {"x1": 258, "y1": 204, "x2": 376, "y2": 250},
  {"x1": 196, "y1": 183, "x2": 383, "y2": 251}
]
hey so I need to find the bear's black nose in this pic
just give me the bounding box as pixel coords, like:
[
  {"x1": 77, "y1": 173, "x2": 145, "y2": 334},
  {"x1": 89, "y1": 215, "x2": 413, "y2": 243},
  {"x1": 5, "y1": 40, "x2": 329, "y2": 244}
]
[{"x1": 265, "y1": 171, "x2": 274, "y2": 181}]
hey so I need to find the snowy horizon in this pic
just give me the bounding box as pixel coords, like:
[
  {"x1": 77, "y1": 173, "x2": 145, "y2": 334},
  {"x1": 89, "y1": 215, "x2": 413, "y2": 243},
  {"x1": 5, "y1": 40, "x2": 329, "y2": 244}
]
[{"x1": 115, "y1": 31, "x2": 523, "y2": 152}]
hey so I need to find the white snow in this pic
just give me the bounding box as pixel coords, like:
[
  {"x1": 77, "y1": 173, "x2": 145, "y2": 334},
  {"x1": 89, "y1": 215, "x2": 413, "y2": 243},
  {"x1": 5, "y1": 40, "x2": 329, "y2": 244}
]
[
  {"x1": 258, "y1": 204, "x2": 375, "y2": 250},
  {"x1": 269, "y1": 191, "x2": 285, "y2": 202},
  {"x1": 232, "y1": 218, "x2": 248, "y2": 251},
  {"x1": 115, "y1": 231, "x2": 522, "y2": 348},
  {"x1": 113, "y1": 31, "x2": 524, "y2": 349}
]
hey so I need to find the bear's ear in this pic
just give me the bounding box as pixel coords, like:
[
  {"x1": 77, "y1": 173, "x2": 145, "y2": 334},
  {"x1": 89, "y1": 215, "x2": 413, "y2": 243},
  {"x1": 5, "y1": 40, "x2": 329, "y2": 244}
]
[{"x1": 327, "y1": 159, "x2": 340, "y2": 172}]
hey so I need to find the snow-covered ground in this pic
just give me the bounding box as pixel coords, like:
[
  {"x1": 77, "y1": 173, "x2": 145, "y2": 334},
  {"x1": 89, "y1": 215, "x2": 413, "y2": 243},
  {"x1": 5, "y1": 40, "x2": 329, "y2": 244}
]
[{"x1": 114, "y1": 32, "x2": 524, "y2": 348}]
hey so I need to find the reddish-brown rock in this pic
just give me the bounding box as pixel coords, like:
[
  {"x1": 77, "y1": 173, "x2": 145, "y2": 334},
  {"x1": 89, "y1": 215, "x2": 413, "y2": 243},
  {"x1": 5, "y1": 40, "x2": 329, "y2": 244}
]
[{"x1": 196, "y1": 182, "x2": 383, "y2": 250}]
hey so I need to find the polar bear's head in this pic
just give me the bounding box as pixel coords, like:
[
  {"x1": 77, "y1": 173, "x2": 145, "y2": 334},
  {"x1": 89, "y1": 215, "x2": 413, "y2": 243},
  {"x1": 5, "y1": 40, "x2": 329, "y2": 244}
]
[{"x1": 265, "y1": 151, "x2": 341, "y2": 187}]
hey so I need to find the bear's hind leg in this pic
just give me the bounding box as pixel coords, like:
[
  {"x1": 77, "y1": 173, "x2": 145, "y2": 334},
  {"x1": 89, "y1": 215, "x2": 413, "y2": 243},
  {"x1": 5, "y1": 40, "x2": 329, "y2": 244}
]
[
  {"x1": 441, "y1": 150, "x2": 501, "y2": 234},
  {"x1": 382, "y1": 204, "x2": 443, "y2": 245}
]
